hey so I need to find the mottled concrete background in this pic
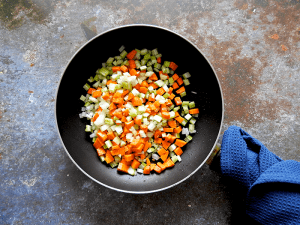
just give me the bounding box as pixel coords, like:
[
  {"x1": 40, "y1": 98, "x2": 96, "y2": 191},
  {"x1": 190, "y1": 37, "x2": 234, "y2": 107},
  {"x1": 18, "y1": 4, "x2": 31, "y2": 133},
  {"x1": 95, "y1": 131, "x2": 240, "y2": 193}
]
[{"x1": 0, "y1": 0, "x2": 299, "y2": 224}]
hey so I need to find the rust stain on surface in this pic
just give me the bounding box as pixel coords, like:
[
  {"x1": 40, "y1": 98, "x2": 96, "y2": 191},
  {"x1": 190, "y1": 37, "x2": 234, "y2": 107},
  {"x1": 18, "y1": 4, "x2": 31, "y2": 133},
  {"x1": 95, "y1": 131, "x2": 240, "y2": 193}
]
[{"x1": 270, "y1": 34, "x2": 279, "y2": 40}]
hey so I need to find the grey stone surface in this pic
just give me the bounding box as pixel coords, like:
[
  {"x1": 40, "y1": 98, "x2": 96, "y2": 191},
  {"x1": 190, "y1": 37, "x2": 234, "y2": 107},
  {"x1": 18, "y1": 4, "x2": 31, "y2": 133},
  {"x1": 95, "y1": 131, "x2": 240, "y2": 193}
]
[{"x1": 1, "y1": 0, "x2": 299, "y2": 224}]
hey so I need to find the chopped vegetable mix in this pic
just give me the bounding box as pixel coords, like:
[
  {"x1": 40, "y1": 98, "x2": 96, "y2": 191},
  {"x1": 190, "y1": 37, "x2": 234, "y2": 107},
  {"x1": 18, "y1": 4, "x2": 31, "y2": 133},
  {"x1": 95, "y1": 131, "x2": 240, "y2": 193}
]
[{"x1": 79, "y1": 47, "x2": 199, "y2": 176}]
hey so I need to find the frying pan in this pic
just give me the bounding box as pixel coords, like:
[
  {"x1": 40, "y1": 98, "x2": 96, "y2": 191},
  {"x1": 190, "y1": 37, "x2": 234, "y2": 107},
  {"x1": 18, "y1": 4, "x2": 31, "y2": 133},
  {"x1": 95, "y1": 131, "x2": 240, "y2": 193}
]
[{"x1": 55, "y1": 24, "x2": 223, "y2": 194}]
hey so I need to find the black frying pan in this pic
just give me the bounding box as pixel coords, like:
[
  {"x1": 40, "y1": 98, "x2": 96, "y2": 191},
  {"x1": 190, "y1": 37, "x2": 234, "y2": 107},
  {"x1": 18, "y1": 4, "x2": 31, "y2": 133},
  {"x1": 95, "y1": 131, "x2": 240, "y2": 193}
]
[{"x1": 55, "y1": 24, "x2": 223, "y2": 193}]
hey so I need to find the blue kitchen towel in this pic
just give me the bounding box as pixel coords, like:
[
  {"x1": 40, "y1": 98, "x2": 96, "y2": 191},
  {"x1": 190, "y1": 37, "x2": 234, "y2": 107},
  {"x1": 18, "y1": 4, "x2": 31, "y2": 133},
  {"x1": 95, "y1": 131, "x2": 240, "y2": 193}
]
[{"x1": 220, "y1": 125, "x2": 300, "y2": 225}]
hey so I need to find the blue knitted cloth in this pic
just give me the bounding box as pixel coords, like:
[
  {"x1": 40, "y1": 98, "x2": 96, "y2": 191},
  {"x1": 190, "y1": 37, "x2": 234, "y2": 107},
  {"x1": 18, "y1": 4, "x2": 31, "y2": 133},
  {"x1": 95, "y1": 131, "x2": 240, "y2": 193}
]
[{"x1": 220, "y1": 126, "x2": 300, "y2": 225}]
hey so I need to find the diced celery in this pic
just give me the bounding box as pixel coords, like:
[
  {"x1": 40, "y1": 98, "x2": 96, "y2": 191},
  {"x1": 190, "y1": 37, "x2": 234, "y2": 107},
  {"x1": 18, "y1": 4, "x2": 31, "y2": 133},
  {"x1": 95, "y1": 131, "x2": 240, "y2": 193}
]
[
  {"x1": 190, "y1": 118, "x2": 196, "y2": 124},
  {"x1": 85, "y1": 125, "x2": 91, "y2": 132},
  {"x1": 115, "y1": 56, "x2": 122, "y2": 60},
  {"x1": 107, "y1": 57, "x2": 114, "y2": 64},
  {"x1": 147, "y1": 61, "x2": 152, "y2": 67},
  {"x1": 105, "y1": 118, "x2": 114, "y2": 125},
  {"x1": 183, "y1": 105, "x2": 189, "y2": 113},
  {"x1": 110, "y1": 161, "x2": 118, "y2": 168},
  {"x1": 189, "y1": 124, "x2": 195, "y2": 133},
  {"x1": 83, "y1": 83, "x2": 90, "y2": 91},
  {"x1": 183, "y1": 72, "x2": 191, "y2": 79},
  {"x1": 135, "y1": 52, "x2": 141, "y2": 60},
  {"x1": 168, "y1": 77, "x2": 174, "y2": 85},
  {"x1": 174, "y1": 133, "x2": 180, "y2": 138},
  {"x1": 147, "y1": 66, "x2": 153, "y2": 72},
  {"x1": 182, "y1": 101, "x2": 189, "y2": 106},
  {"x1": 116, "y1": 59, "x2": 123, "y2": 65},
  {"x1": 169, "y1": 69, "x2": 174, "y2": 75},
  {"x1": 189, "y1": 101, "x2": 196, "y2": 108},
  {"x1": 93, "y1": 74, "x2": 100, "y2": 81},
  {"x1": 135, "y1": 60, "x2": 141, "y2": 69},
  {"x1": 152, "y1": 48, "x2": 158, "y2": 56},
  {"x1": 163, "y1": 61, "x2": 170, "y2": 67},
  {"x1": 97, "y1": 67, "x2": 110, "y2": 77},
  {"x1": 163, "y1": 93, "x2": 170, "y2": 98},
  {"x1": 141, "y1": 59, "x2": 147, "y2": 66},
  {"x1": 105, "y1": 140, "x2": 112, "y2": 148},
  {"x1": 171, "y1": 155, "x2": 178, "y2": 163},
  {"x1": 181, "y1": 119, "x2": 188, "y2": 126},
  {"x1": 114, "y1": 155, "x2": 121, "y2": 163},
  {"x1": 173, "y1": 106, "x2": 180, "y2": 112},
  {"x1": 183, "y1": 79, "x2": 190, "y2": 86},
  {"x1": 184, "y1": 135, "x2": 193, "y2": 143},
  {"x1": 180, "y1": 92, "x2": 187, "y2": 97},
  {"x1": 185, "y1": 114, "x2": 192, "y2": 120},
  {"x1": 155, "y1": 53, "x2": 162, "y2": 58},
  {"x1": 80, "y1": 95, "x2": 86, "y2": 102},
  {"x1": 120, "y1": 50, "x2": 127, "y2": 58},
  {"x1": 141, "y1": 49, "x2": 148, "y2": 55},
  {"x1": 88, "y1": 76, "x2": 94, "y2": 83}
]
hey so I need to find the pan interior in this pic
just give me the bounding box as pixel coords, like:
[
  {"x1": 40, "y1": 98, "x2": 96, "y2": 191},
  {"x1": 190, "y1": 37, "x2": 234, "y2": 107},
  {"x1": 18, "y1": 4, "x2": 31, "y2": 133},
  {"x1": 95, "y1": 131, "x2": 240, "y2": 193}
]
[{"x1": 56, "y1": 25, "x2": 223, "y2": 193}]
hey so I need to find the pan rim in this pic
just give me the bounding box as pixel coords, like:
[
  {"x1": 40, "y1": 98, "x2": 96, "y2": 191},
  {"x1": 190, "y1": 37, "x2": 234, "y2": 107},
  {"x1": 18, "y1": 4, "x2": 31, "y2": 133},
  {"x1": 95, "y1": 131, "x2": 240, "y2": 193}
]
[{"x1": 54, "y1": 24, "x2": 224, "y2": 194}]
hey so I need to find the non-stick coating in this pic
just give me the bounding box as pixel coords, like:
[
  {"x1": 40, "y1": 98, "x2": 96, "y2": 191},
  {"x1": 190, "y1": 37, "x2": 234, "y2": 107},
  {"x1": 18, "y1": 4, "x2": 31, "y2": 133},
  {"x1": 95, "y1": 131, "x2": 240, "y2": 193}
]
[{"x1": 56, "y1": 25, "x2": 223, "y2": 193}]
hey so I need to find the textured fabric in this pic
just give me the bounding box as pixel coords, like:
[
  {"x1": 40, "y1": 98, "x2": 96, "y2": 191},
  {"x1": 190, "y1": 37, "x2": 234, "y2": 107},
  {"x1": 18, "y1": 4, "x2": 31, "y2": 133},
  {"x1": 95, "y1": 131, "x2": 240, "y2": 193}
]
[{"x1": 220, "y1": 125, "x2": 300, "y2": 225}]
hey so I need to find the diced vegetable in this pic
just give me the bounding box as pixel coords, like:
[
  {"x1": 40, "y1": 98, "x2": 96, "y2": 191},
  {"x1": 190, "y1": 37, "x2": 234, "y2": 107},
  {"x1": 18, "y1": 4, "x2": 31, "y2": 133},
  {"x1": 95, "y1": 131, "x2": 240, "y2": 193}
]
[{"x1": 79, "y1": 46, "x2": 200, "y2": 175}]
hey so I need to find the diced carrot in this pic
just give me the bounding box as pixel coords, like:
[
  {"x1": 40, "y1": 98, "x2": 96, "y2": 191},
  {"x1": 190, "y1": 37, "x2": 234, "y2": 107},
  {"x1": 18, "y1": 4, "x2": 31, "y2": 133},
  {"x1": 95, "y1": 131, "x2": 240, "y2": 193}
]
[
  {"x1": 127, "y1": 92, "x2": 134, "y2": 101},
  {"x1": 174, "y1": 147, "x2": 183, "y2": 156},
  {"x1": 131, "y1": 159, "x2": 141, "y2": 169},
  {"x1": 112, "y1": 66, "x2": 121, "y2": 72},
  {"x1": 157, "y1": 162, "x2": 166, "y2": 171},
  {"x1": 162, "y1": 140, "x2": 171, "y2": 149},
  {"x1": 111, "y1": 148, "x2": 120, "y2": 156},
  {"x1": 120, "y1": 65, "x2": 128, "y2": 73},
  {"x1": 160, "y1": 104, "x2": 168, "y2": 112},
  {"x1": 164, "y1": 127, "x2": 174, "y2": 132},
  {"x1": 124, "y1": 154, "x2": 135, "y2": 161},
  {"x1": 189, "y1": 108, "x2": 199, "y2": 114},
  {"x1": 175, "y1": 111, "x2": 180, "y2": 117},
  {"x1": 107, "y1": 80, "x2": 117, "y2": 85},
  {"x1": 175, "y1": 116, "x2": 184, "y2": 123},
  {"x1": 141, "y1": 80, "x2": 149, "y2": 87},
  {"x1": 168, "y1": 87, "x2": 173, "y2": 94},
  {"x1": 132, "y1": 96, "x2": 143, "y2": 106},
  {"x1": 148, "y1": 94, "x2": 155, "y2": 102},
  {"x1": 169, "y1": 62, "x2": 178, "y2": 71},
  {"x1": 143, "y1": 142, "x2": 151, "y2": 152},
  {"x1": 154, "y1": 138, "x2": 162, "y2": 144},
  {"x1": 96, "y1": 148, "x2": 106, "y2": 156},
  {"x1": 139, "y1": 86, "x2": 148, "y2": 94},
  {"x1": 117, "y1": 162, "x2": 129, "y2": 173},
  {"x1": 156, "y1": 87, "x2": 165, "y2": 96},
  {"x1": 169, "y1": 93, "x2": 175, "y2": 100},
  {"x1": 168, "y1": 120, "x2": 177, "y2": 128},
  {"x1": 154, "y1": 130, "x2": 162, "y2": 139},
  {"x1": 121, "y1": 90, "x2": 129, "y2": 97},
  {"x1": 169, "y1": 135, "x2": 176, "y2": 143},
  {"x1": 146, "y1": 158, "x2": 151, "y2": 166},
  {"x1": 93, "y1": 138, "x2": 104, "y2": 149},
  {"x1": 92, "y1": 90, "x2": 102, "y2": 98},
  {"x1": 149, "y1": 82, "x2": 159, "y2": 89},
  {"x1": 163, "y1": 157, "x2": 175, "y2": 168},
  {"x1": 112, "y1": 98, "x2": 123, "y2": 104},
  {"x1": 140, "y1": 124, "x2": 148, "y2": 133},
  {"x1": 128, "y1": 59, "x2": 136, "y2": 69},
  {"x1": 102, "y1": 92, "x2": 110, "y2": 100},
  {"x1": 113, "y1": 92, "x2": 122, "y2": 98},
  {"x1": 165, "y1": 99, "x2": 173, "y2": 106},
  {"x1": 157, "y1": 57, "x2": 161, "y2": 64},
  {"x1": 91, "y1": 113, "x2": 99, "y2": 122},
  {"x1": 109, "y1": 103, "x2": 117, "y2": 110},
  {"x1": 173, "y1": 126, "x2": 182, "y2": 134},
  {"x1": 172, "y1": 74, "x2": 179, "y2": 81},
  {"x1": 121, "y1": 158, "x2": 132, "y2": 166},
  {"x1": 114, "y1": 111, "x2": 122, "y2": 119},
  {"x1": 87, "y1": 88, "x2": 96, "y2": 94},
  {"x1": 143, "y1": 165, "x2": 151, "y2": 174},
  {"x1": 161, "y1": 152, "x2": 169, "y2": 162},
  {"x1": 131, "y1": 144, "x2": 144, "y2": 153},
  {"x1": 140, "y1": 154, "x2": 146, "y2": 160},
  {"x1": 177, "y1": 77, "x2": 183, "y2": 85},
  {"x1": 107, "y1": 131, "x2": 115, "y2": 140},
  {"x1": 162, "y1": 111, "x2": 170, "y2": 119},
  {"x1": 172, "y1": 82, "x2": 179, "y2": 90},
  {"x1": 157, "y1": 147, "x2": 167, "y2": 156},
  {"x1": 97, "y1": 131, "x2": 108, "y2": 143},
  {"x1": 175, "y1": 139, "x2": 187, "y2": 147},
  {"x1": 150, "y1": 164, "x2": 156, "y2": 171},
  {"x1": 174, "y1": 97, "x2": 182, "y2": 106},
  {"x1": 149, "y1": 73, "x2": 158, "y2": 81},
  {"x1": 134, "y1": 117, "x2": 142, "y2": 125},
  {"x1": 105, "y1": 150, "x2": 114, "y2": 164},
  {"x1": 119, "y1": 147, "x2": 125, "y2": 156},
  {"x1": 176, "y1": 86, "x2": 185, "y2": 94},
  {"x1": 127, "y1": 50, "x2": 137, "y2": 60},
  {"x1": 129, "y1": 68, "x2": 137, "y2": 76},
  {"x1": 154, "y1": 165, "x2": 162, "y2": 173},
  {"x1": 125, "y1": 120, "x2": 134, "y2": 129}
]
